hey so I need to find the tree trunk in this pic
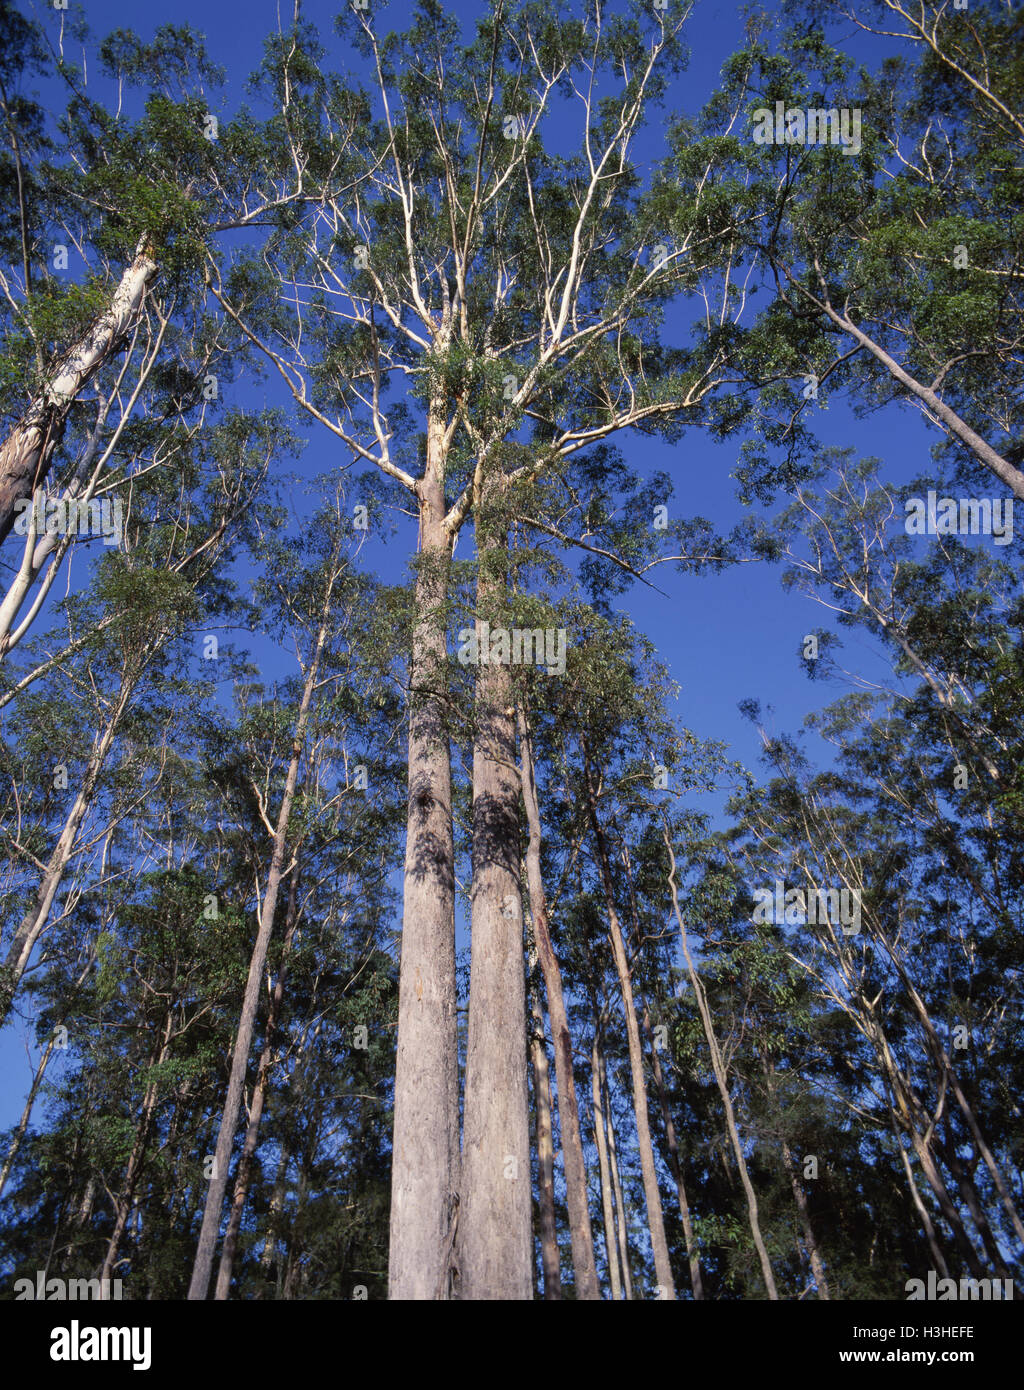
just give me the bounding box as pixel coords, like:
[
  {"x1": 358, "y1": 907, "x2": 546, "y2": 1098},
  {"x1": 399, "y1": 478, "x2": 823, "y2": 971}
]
[
  {"x1": 663, "y1": 826, "x2": 779, "y2": 1298},
  {"x1": 213, "y1": 871, "x2": 301, "y2": 1298},
  {"x1": 781, "y1": 1139, "x2": 830, "y2": 1298},
  {"x1": 900, "y1": 968, "x2": 1024, "y2": 1250},
  {"x1": 187, "y1": 607, "x2": 331, "y2": 1300},
  {"x1": 0, "y1": 1029, "x2": 58, "y2": 1199},
  {"x1": 909, "y1": 1120, "x2": 988, "y2": 1279},
  {"x1": 889, "y1": 1110, "x2": 951, "y2": 1278},
  {"x1": 641, "y1": 997, "x2": 704, "y2": 1299},
  {"x1": 620, "y1": 843, "x2": 704, "y2": 1300},
  {"x1": 75, "y1": 1177, "x2": 96, "y2": 1233},
  {"x1": 0, "y1": 954, "x2": 92, "y2": 1199},
  {"x1": 868, "y1": 1014, "x2": 990, "y2": 1279},
  {"x1": 936, "y1": 1133, "x2": 1013, "y2": 1279},
  {"x1": 457, "y1": 492, "x2": 532, "y2": 1300},
  {"x1": 808, "y1": 294, "x2": 1024, "y2": 504},
  {"x1": 602, "y1": 1049, "x2": 635, "y2": 1302},
  {"x1": 583, "y1": 752, "x2": 675, "y2": 1299},
  {"x1": 0, "y1": 237, "x2": 157, "y2": 543},
  {"x1": 388, "y1": 412, "x2": 460, "y2": 1300},
  {"x1": 1, "y1": 678, "x2": 134, "y2": 1024},
  {"x1": 517, "y1": 706, "x2": 600, "y2": 1299},
  {"x1": 591, "y1": 1033, "x2": 622, "y2": 1301},
  {"x1": 528, "y1": 961, "x2": 561, "y2": 1299}
]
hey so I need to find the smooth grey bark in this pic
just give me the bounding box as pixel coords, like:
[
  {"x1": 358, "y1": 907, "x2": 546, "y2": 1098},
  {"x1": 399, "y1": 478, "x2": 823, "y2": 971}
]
[
  {"x1": 528, "y1": 961, "x2": 561, "y2": 1299},
  {"x1": 213, "y1": 872, "x2": 301, "y2": 1299},
  {"x1": 1, "y1": 676, "x2": 134, "y2": 1026},
  {"x1": 781, "y1": 1138, "x2": 830, "y2": 1299},
  {"x1": 641, "y1": 997, "x2": 704, "y2": 1299},
  {"x1": 0, "y1": 237, "x2": 158, "y2": 544},
  {"x1": 457, "y1": 497, "x2": 532, "y2": 1300},
  {"x1": 602, "y1": 1045, "x2": 635, "y2": 1302},
  {"x1": 388, "y1": 409, "x2": 460, "y2": 1300},
  {"x1": 591, "y1": 1033, "x2": 622, "y2": 1301},
  {"x1": 620, "y1": 841, "x2": 703, "y2": 1299},
  {"x1": 784, "y1": 267, "x2": 1024, "y2": 503},
  {"x1": 518, "y1": 706, "x2": 601, "y2": 1299}
]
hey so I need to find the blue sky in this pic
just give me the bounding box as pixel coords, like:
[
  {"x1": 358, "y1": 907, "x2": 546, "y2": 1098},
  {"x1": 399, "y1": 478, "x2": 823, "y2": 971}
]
[{"x1": 0, "y1": 0, "x2": 958, "y2": 1131}]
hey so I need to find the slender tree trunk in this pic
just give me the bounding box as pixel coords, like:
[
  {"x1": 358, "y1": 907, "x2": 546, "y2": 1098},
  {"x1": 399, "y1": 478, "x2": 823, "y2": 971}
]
[
  {"x1": 935, "y1": 1135, "x2": 1012, "y2": 1280},
  {"x1": 869, "y1": 1017, "x2": 990, "y2": 1279},
  {"x1": 283, "y1": 1158, "x2": 311, "y2": 1300},
  {"x1": 156, "y1": 1094, "x2": 187, "y2": 1249},
  {"x1": 74, "y1": 1177, "x2": 96, "y2": 1233},
  {"x1": 518, "y1": 706, "x2": 600, "y2": 1298},
  {"x1": 756, "y1": 1054, "x2": 828, "y2": 1299},
  {"x1": 641, "y1": 998, "x2": 704, "y2": 1299},
  {"x1": 781, "y1": 1139, "x2": 830, "y2": 1298},
  {"x1": 281, "y1": 1090, "x2": 323, "y2": 1301},
  {"x1": 0, "y1": 236, "x2": 157, "y2": 543},
  {"x1": 663, "y1": 827, "x2": 779, "y2": 1298},
  {"x1": 1, "y1": 679, "x2": 133, "y2": 1024},
  {"x1": 583, "y1": 752, "x2": 675, "y2": 1299},
  {"x1": 457, "y1": 490, "x2": 532, "y2": 1300},
  {"x1": 890, "y1": 1112, "x2": 951, "y2": 1278},
  {"x1": 59, "y1": 1082, "x2": 98, "y2": 1272},
  {"x1": 213, "y1": 872, "x2": 301, "y2": 1298},
  {"x1": 0, "y1": 1029, "x2": 57, "y2": 1199},
  {"x1": 388, "y1": 414, "x2": 460, "y2": 1300},
  {"x1": 188, "y1": 606, "x2": 331, "y2": 1300},
  {"x1": 865, "y1": 923, "x2": 1024, "y2": 1251},
  {"x1": 1, "y1": 953, "x2": 92, "y2": 1199},
  {"x1": 620, "y1": 845, "x2": 703, "y2": 1299},
  {"x1": 602, "y1": 1051, "x2": 635, "y2": 1302},
  {"x1": 898, "y1": 970, "x2": 1024, "y2": 1250},
  {"x1": 528, "y1": 961, "x2": 561, "y2": 1299},
  {"x1": 253, "y1": 1018, "x2": 318, "y2": 1300},
  {"x1": 909, "y1": 1123, "x2": 988, "y2": 1279},
  {"x1": 591, "y1": 1033, "x2": 622, "y2": 1301},
  {"x1": 806, "y1": 292, "x2": 1024, "y2": 503}
]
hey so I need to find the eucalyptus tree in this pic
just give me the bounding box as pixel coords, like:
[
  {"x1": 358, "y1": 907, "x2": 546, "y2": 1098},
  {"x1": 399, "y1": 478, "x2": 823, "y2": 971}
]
[
  {"x1": 682, "y1": 6, "x2": 1024, "y2": 502},
  {"x1": 722, "y1": 463, "x2": 1024, "y2": 1283},
  {"x1": 211, "y1": 0, "x2": 752, "y2": 1297},
  {"x1": 514, "y1": 596, "x2": 714, "y2": 1297},
  {"x1": 0, "y1": 8, "x2": 308, "y2": 657},
  {"x1": 0, "y1": 407, "x2": 279, "y2": 1027},
  {"x1": 187, "y1": 482, "x2": 402, "y2": 1299}
]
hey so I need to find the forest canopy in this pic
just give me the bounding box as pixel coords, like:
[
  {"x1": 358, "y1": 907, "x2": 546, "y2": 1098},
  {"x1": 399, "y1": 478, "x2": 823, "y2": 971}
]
[{"x1": 0, "y1": 0, "x2": 1020, "y2": 1316}]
